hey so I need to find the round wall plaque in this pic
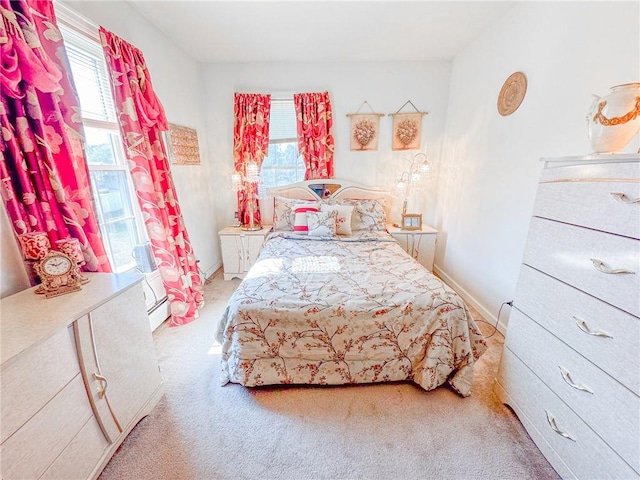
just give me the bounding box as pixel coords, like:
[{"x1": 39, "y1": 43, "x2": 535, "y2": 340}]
[{"x1": 497, "y1": 72, "x2": 527, "y2": 116}]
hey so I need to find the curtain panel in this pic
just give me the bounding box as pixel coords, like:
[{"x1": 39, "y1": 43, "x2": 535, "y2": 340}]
[
  {"x1": 99, "y1": 27, "x2": 203, "y2": 326},
  {"x1": 293, "y1": 91, "x2": 335, "y2": 180},
  {"x1": 232, "y1": 93, "x2": 270, "y2": 226},
  {"x1": 0, "y1": 0, "x2": 111, "y2": 277}
]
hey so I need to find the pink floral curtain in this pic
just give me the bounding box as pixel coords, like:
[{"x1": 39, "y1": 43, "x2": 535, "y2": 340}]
[
  {"x1": 100, "y1": 27, "x2": 203, "y2": 326},
  {"x1": 0, "y1": 0, "x2": 111, "y2": 278},
  {"x1": 293, "y1": 91, "x2": 335, "y2": 180},
  {"x1": 233, "y1": 93, "x2": 270, "y2": 226}
]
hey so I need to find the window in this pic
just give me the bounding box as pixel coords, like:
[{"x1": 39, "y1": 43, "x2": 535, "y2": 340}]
[
  {"x1": 60, "y1": 24, "x2": 148, "y2": 273},
  {"x1": 260, "y1": 98, "x2": 305, "y2": 190}
]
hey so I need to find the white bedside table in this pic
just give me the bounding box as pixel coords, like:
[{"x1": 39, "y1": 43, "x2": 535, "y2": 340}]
[
  {"x1": 387, "y1": 223, "x2": 438, "y2": 272},
  {"x1": 219, "y1": 226, "x2": 271, "y2": 280}
]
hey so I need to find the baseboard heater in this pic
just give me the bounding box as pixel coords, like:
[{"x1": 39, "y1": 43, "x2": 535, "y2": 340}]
[{"x1": 148, "y1": 296, "x2": 170, "y2": 332}]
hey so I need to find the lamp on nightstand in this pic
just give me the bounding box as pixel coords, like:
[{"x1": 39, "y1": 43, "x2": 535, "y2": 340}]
[
  {"x1": 394, "y1": 152, "x2": 431, "y2": 230},
  {"x1": 231, "y1": 159, "x2": 262, "y2": 231}
]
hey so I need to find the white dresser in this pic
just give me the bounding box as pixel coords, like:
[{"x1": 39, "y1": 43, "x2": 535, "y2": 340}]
[
  {"x1": 219, "y1": 226, "x2": 271, "y2": 280},
  {"x1": 0, "y1": 273, "x2": 163, "y2": 479},
  {"x1": 494, "y1": 154, "x2": 640, "y2": 480}
]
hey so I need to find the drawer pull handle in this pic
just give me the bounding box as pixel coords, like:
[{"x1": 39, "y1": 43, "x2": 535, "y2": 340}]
[
  {"x1": 610, "y1": 192, "x2": 640, "y2": 204},
  {"x1": 574, "y1": 316, "x2": 613, "y2": 338},
  {"x1": 559, "y1": 366, "x2": 593, "y2": 394},
  {"x1": 545, "y1": 410, "x2": 576, "y2": 442},
  {"x1": 590, "y1": 258, "x2": 635, "y2": 275},
  {"x1": 94, "y1": 373, "x2": 108, "y2": 398}
]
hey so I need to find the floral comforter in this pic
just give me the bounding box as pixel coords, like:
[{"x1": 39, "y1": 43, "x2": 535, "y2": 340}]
[{"x1": 215, "y1": 231, "x2": 487, "y2": 396}]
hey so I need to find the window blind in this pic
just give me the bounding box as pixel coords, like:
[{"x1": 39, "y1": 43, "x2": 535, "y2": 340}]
[
  {"x1": 269, "y1": 99, "x2": 297, "y2": 143},
  {"x1": 61, "y1": 26, "x2": 116, "y2": 123}
]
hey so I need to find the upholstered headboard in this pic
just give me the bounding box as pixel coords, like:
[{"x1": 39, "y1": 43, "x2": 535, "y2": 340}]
[{"x1": 261, "y1": 179, "x2": 391, "y2": 225}]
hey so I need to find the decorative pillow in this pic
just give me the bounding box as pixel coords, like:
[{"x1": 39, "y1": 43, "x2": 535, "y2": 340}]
[
  {"x1": 273, "y1": 196, "x2": 316, "y2": 231},
  {"x1": 320, "y1": 204, "x2": 354, "y2": 236},
  {"x1": 293, "y1": 203, "x2": 320, "y2": 234},
  {"x1": 307, "y1": 210, "x2": 337, "y2": 237},
  {"x1": 324, "y1": 198, "x2": 387, "y2": 231}
]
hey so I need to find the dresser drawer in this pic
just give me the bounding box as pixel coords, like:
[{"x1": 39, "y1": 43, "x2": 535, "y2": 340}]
[
  {"x1": 497, "y1": 348, "x2": 638, "y2": 480},
  {"x1": 539, "y1": 162, "x2": 640, "y2": 183},
  {"x1": 506, "y1": 309, "x2": 640, "y2": 472},
  {"x1": 0, "y1": 374, "x2": 93, "y2": 479},
  {"x1": 523, "y1": 217, "x2": 640, "y2": 317},
  {"x1": 0, "y1": 325, "x2": 80, "y2": 444},
  {"x1": 534, "y1": 179, "x2": 640, "y2": 239},
  {"x1": 514, "y1": 265, "x2": 639, "y2": 394},
  {"x1": 40, "y1": 415, "x2": 109, "y2": 480}
]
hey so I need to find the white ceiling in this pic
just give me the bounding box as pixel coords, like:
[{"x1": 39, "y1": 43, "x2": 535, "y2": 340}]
[{"x1": 128, "y1": 1, "x2": 518, "y2": 63}]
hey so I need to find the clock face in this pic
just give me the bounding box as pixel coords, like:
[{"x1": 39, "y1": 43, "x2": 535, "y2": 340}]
[{"x1": 42, "y1": 254, "x2": 73, "y2": 276}]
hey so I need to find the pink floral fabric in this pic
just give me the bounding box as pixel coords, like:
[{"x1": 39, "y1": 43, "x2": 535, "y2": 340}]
[
  {"x1": 294, "y1": 92, "x2": 335, "y2": 180},
  {"x1": 216, "y1": 232, "x2": 487, "y2": 396},
  {"x1": 100, "y1": 27, "x2": 203, "y2": 326},
  {"x1": 233, "y1": 93, "x2": 271, "y2": 227},
  {"x1": 0, "y1": 0, "x2": 111, "y2": 276}
]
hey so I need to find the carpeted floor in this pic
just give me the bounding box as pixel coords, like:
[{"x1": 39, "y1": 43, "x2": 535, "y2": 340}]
[{"x1": 99, "y1": 270, "x2": 559, "y2": 480}]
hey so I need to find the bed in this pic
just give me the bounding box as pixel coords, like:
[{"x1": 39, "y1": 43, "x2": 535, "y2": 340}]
[{"x1": 215, "y1": 180, "x2": 487, "y2": 396}]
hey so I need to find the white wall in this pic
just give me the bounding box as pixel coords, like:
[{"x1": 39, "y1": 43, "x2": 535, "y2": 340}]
[
  {"x1": 435, "y1": 1, "x2": 640, "y2": 329},
  {"x1": 200, "y1": 62, "x2": 452, "y2": 230},
  {"x1": 0, "y1": 1, "x2": 220, "y2": 297}
]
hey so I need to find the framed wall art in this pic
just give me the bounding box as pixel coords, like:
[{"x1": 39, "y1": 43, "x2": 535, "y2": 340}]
[
  {"x1": 389, "y1": 100, "x2": 428, "y2": 151},
  {"x1": 347, "y1": 101, "x2": 384, "y2": 151},
  {"x1": 166, "y1": 123, "x2": 201, "y2": 165}
]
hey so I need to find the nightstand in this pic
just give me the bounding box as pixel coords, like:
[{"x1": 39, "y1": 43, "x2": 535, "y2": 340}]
[
  {"x1": 387, "y1": 223, "x2": 438, "y2": 272},
  {"x1": 218, "y1": 226, "x2": 271, "y2": 280}
]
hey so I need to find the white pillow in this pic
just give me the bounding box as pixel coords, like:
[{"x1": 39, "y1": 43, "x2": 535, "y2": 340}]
[
  {"x1": 293, "y1": 203, "x2": 320, "y2": 234},
  {"x1": 307, "y1": 210, "x2": 337, "y2": 237},
  {"x1": 320, "y1": 204, "x2": 354, "y2": 236}
]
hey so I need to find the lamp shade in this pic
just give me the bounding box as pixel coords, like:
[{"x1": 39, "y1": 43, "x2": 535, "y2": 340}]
[
  {"x1": 18, "y1": 232, "x2": 51, "y2": 260},
  {"x1": 394, "y1": 179, "x2": 408, "y2": 197},
  {"x1": 231, "y1": 171, "x2": 243, "y2": 192},
  {"x1": 245, "y1": 161, "x2": 260, "y2": 183}
]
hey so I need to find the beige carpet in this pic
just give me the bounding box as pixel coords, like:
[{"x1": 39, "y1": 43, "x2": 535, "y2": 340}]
[{"x1": 99, "y1": 270, "x2": 559, "y2": 480}]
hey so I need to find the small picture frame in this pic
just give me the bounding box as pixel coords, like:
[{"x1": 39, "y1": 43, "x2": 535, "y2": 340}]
[
  {"x1": 401, "y1": 213, "x2": 422, "y2": 231},
  {"x1": 165, "y1": 123, "x2": 201, "y2": 165}
]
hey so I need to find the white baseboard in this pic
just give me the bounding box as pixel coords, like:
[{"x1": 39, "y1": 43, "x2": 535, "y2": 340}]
[
  {"x1": 433, "y1": 265, "x2": 508, "y2": 336},
  {"x1": 148, "y1": 297, "x2": 170, "y2": 331},
  {"x1": 204, "y1": 261, "x2": 222, "y2": 280}
]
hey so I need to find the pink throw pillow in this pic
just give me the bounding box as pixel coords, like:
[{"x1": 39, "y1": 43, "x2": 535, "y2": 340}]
[{"x1": 293, "y1": 204, "x2": 320, "y2": 234}]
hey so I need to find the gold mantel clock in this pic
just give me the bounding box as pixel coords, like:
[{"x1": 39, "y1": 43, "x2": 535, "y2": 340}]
[{"x1": 34, "y1": 251, "x2": 82, "y2": 298}]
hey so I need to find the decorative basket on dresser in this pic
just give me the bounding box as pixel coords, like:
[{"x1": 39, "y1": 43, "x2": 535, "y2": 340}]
[{"x1": 494, "y1": 154, "x2": 640, "y2": 480}]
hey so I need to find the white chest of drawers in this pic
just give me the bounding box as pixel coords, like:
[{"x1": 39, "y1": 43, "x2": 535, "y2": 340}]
[
  {"x1": 494, "y1": 154, "x2": 640, "y2": 480},
  {"x1": 0, "y1": 273, "x2": 163, "y2": 479}
]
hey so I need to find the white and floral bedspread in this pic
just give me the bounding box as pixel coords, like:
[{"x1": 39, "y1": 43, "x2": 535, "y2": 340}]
[{"x1": 215, "y1": 231, "x2": 487, "y2": 396}]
